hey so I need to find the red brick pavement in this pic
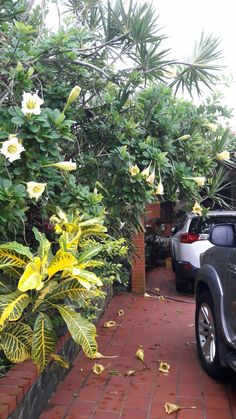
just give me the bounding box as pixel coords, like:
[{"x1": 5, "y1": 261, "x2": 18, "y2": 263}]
[{"x1": 40, "y1": 268, "x2": 236, "y2": 419}]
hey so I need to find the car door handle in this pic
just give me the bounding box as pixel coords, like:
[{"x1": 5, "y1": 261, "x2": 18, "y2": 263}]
[{"x1": 227, "y1": 263, "x2": 236, "y2": 274}]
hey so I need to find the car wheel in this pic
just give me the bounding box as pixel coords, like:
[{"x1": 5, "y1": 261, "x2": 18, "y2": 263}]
[
  {"x1": 175, "y1": 276, "x2": 187, "y2": 292},
  {"x1": 195, "y1": 291, "x2": 229, "y2": 379}
]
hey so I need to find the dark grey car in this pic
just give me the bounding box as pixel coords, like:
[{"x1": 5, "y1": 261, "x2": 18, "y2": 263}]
[{"x1": 195, "y1": 223, "x2": 236, "y2": 379}]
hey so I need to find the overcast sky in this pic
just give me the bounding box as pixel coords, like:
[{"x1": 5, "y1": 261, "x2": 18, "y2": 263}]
[{"x1": 45, "y1": 0, "x2": 236, "y2": 127}]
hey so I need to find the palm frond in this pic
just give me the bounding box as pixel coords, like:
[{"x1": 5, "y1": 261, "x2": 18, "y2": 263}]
[{"x1": 169, "y1": 32, "x2": 223, "y2": 96}]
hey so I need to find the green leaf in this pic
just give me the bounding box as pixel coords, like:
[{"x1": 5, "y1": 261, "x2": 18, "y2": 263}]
[
  {"x1": 55, "y1": 305, "x2": 97, "y2": 358},
  {"x1": 32, "y1": 313, "x2": 57, "y2": 372},
  {"x1": 0, "y1": 278, "x2": 14, "y2": 294},
  {"x1": 0, "y1": 322, "x2": 32, "y2": 363},
  {"x1": 11, "y1": 116, "x2": 25, "y2": 125},
  {"x1": 77, "y1": 245, "x2": 103, "y2": 263}
]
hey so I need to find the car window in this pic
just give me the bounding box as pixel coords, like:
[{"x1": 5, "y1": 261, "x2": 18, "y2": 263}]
[
  {"x1": 177, "y1": 215, "x2": 188, "y2": 231},
  {"x1": 189, "y1": 216, "x2": 236, "y2": 234}
]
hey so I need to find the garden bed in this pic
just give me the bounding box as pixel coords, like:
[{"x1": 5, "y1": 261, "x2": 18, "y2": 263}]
[{"x1": 0, "y1": 285, "x2": 113, "y2": 419}]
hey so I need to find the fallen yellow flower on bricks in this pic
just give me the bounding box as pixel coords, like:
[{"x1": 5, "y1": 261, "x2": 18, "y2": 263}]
[
  {"x1": 103, "y1": 320, "x2": 117, "y2": 328},
  {"x1": 159, "y1": 361, "x2": 170, "y2": 374},
  {"x1": 118, "y1": 309, "x2": 124, "y2": 316},
  {"x1": 92, "y1": 351, "x2": 118, "y2": 359},
  {"x1": 92, "y1": 362, "x2": 111, "y2": 375},
  {"x1": 135, "y1": 347, "x2": 144, "y2": 362},
  {"x1": 164, "y1": 402, "x2": 196, "y2": 415}
]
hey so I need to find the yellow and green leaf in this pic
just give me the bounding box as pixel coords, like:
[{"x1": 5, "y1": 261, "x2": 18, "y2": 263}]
[
  {"x1": 0, "y1": 322, "x2": 32, "y2": 363},
  {"x1": 32, "y1": 281, "x2": 58, "y2": 312},
  {"x1": 0, "y1": 242, "x2": 33, "y2": 261},
  {"x1": 0, "y1": 250, "x2": 28, "y2": 276},
  {"x1": 31, "y1": 312, "x2": 57, "y2": 372},
  {"x1": 71, "y1": 268, "x2": 103, "y2": 287},
  {"x1": 0, "y1": 290, "x2": 31, "y2": 330},
  {"x1": 18, "y1": 257, "x2": 43, "y2": 292},
  {"x1": 45, "y1": 278, "x2": 98, "y2": 303},
  {"x1": 33, "y1": 227, "x2": 51, "y2": 271},
  {"x1": 47, "y1": 250, "x2": 77, "y2": 279},
  {"x1": 51, "y1": 353, "x2": 69, "y2": 369},
  {"x1": 55, "y1": 305, "x2": 97, "y2": 358}
]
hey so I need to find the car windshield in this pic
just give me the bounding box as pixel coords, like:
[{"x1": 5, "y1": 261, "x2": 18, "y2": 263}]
[{"x1": 189, "y1": 216, "x2": 236, "y2": 235}]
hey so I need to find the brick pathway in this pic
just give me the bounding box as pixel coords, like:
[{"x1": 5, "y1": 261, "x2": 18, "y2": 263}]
[{"x1": 40, "y1": 268, "x2": 236, "y2": 419}]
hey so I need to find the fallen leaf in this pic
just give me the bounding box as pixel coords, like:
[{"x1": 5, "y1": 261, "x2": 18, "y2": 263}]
[
  {"x1": 125, "y1": 370, "x2": 136, "y2": 376},
  {"x1": 159, "y1": 361, "x2": 170, "y2": 373},
  {"x1": 93, "y1": 351, "x2": 118, "y2": 359},
  {"x1": 118, "y1": 309, "x2": 124, "y2": 316},
  {"x1": 164, "y1": 402, "x2": 197, "y2": 415},
  {"x1": 103, "y1": 320, "x2": 117, "y2": 328},
  {"x1": 159, "y1": 295, "x2": 165, "y2": 301},
  {"x1": 164, "y1": 402, "x2": 180, "y2": 415},
  {"x1": 144, "y1": 292, "x2": 158, "y2": 299}
]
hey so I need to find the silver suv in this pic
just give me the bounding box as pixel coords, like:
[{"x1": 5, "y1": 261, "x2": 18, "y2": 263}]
[
  {"x1": 172, "y1": 210, "x2": 236, "y2": 292},
  {"x1": 195, "y1": 223, "x2": 236, "y2": 378}
]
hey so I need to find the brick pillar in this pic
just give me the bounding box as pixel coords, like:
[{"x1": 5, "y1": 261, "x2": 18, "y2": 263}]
[{"x1": 131, "y1": 218, "x2": 145, "y2": 294}]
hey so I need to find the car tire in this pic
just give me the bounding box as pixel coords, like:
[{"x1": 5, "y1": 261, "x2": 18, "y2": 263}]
[
  {"x1": 195, "y1": 291, "x2": 230, "y2": 379},
  {"x1": 175, "y1": 276, "x2": 187, "y2": 293}
]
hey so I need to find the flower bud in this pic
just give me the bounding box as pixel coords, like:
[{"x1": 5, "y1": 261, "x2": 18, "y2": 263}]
[{"x1": 66, "y1": 86, "x2": 81, "y2": 106}]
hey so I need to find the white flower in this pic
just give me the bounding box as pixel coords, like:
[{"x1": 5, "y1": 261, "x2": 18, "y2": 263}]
[
  {"x1": 0, "y1": 136, "x2": 25, "y2": 162},
  {"x1": 141, "y1": 163, "x2": 151, "y2": 178},
  {"x1": 43, "y1": 161, "x2": 77, "y2": 171},
  {"x1": 27, "y1": 181, "x2": 46, "y2": 201},
  {"x1": 192, "y1": 177, "x2": 206, "y2": 187},
  {"x1": 204, "y1": 123, "x2": 217, "y2": 132},
  {"x1": 21, "y1": 91, "x2": 44, "y2": 116},
  {"x1": 216, "y1": 150, "x2": 230, "y2": 161},
  {"x1": 146, "y1": 169, "x2": 155, "y2": 185},
  {"x1": 119, "y1": 221, "x2": 125, "y2": 230},
  {"x1": 129, "y1": 165, "x2": 140, "y2": 176},
  {"x1": 155, "y1": 180, "x2": 164, "y2": 195},
  {"x1": 192, "y1": 202, "x2": 202, "y2": 216},
  {"x1": 185, "y1": 176, "x2": 206, "y2": 187}
]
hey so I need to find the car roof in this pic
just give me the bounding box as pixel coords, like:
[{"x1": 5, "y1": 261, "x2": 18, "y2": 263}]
[{"x1": 185, "y1": 210, "x2": 236, "y2": 219}]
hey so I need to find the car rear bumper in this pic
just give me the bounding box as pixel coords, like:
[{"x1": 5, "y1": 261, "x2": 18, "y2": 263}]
[{"x1": 175, "y1": 261, "x2": 199, "y2": 281}]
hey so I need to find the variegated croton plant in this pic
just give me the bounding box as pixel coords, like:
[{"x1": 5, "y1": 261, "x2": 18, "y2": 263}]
[{"x1": 0, "y1": 209, "x2": 107, "y2": 371}]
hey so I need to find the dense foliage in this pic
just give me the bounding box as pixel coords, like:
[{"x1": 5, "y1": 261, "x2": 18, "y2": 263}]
[{"x1": 0, "y1": 0, "x2": 235, "y2": 371}]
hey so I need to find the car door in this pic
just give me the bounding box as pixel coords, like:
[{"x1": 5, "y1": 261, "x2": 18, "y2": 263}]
[{"x1": 224, "y1": 248, "x2": 236, "y2": 340}]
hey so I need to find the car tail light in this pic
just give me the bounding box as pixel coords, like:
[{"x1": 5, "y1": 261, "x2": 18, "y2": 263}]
[
  {"x1": 181, "y1": 262, "x2": 193, "y2": 270},
  {"x1": 180, "y1": 233, "x2": 202, "y2": 244}
]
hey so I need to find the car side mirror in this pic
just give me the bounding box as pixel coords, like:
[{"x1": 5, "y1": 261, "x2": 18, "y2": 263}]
[{"x1": 210, "y1": 224, "x2": 236, "y2": 247}]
